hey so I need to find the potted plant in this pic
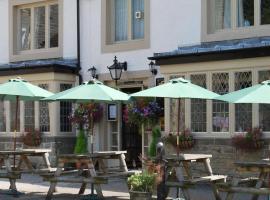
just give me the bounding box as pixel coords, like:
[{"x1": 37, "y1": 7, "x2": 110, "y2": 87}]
[
  {"x1": 124, "y1": 98, "x2": 163, "y2": 128},
  {"x1": 21, "y1": 129, "x2": 42, "y2": 147},
  {"x1": 69, "y1": 103, "x2": 103, "y2": 168},
  {"x1": 163, "y1": 128, "x2": 195, "y2": 150},
  {"x1": 148, "y1": 127, "x2": 161, "y2": 157},
  {"x1": 128, "y1": 173, "x2": 156, "y2": 200},
  {"x1": 232, "y1": 127, "x2": 263, "y2": 151}
]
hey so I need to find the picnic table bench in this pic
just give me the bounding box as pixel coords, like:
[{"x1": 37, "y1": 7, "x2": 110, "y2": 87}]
[
  {"x1": 0, "y1": 149, "x2": 52, "y2": 195},
  {"x1": 217, "y1": 160, "x2": 270, "y2": 200},
  {"x1": 165, "y1": 154, "x2": 226, "y2": 200},
  {"x1": 44, "y1": 151, "x2": 135, "y2": 200}
]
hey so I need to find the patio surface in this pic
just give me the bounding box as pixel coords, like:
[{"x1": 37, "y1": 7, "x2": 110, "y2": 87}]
[{"x1": 0, "y1": 174, "x2": 269, "y2": 200}]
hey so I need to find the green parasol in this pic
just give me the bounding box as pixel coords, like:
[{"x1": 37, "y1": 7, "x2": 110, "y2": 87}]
[
  {"x1": 44, "y1": 79, "x2": 130, "y2": 197},
  {"x1": 215, "y1": 80, "x2": 270, "y2": 104},
  {"x1": 131, "y1": 78, "x2": 219, "y2": 154},
  {"x1": 0, "y1": 77, "x2": 54, "y2": 165},
  {"x1": 43, "y1": 79, "x2": 130, "y2": 103}
]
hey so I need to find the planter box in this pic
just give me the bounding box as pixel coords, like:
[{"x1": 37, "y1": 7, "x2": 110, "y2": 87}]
[{"x1": 129, "y1": 191, "x2": 152, "y2": 200}]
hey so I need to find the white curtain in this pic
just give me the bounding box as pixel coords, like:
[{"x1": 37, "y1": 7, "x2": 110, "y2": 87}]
[
  {"x1": 20, "y1": 9, "x2": 31, "y2": 50},
  {"x1": 115, "y1": 0, "x2": 128, "y2": 41},
  {"x1": 215, "y1": 0, "x2": 231, "y2": 30},
  {"x1": 237, "y1": 0, "x2": 245, "y2": 27},
  {"x1": 132, "y1": 0, "x2": 144, "y2": 39},
  {"x1": 223, "y1": 0, "x2": 231, "y2": 28}
]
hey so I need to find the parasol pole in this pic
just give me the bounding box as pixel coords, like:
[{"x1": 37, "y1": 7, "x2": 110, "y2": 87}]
[
  {"x1": 90, "y1": 112, "x2": 94, "y2": 195},
  {"x1": 176, "y1": 99, "x2": 180, "y2": 156},
  {"x1": 14, "y1": 96, "x2": 19, "y2": 167}
]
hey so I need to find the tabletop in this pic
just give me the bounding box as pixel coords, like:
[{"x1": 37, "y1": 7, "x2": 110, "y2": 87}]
[
  {"x1": 58, "y1": 151, "x2": 127, "y2": 159},
  {"x1": 0, "y1": 149, "x2": 51, "y2": 155},
  {"x1": 165, "y1": 153, "x2": 212, "y2": 161}
]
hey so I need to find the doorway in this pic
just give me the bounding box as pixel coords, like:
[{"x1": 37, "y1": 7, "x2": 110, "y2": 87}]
[{"x1": 121, "y1": 87, "x2": 142, "y2": 168}]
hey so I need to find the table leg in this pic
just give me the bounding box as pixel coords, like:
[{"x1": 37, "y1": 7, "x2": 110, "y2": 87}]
[
  {"x1": 97, "y1": 158, "x2": 107, "y2": 174},
  {"x1": 251, "y1": 172, "x2": 266, "y2": 200},
  {"x1": 225, "y1": 178, "x2": 240, "y2": 200},
  {"x1": 204, "y1": 158, "x2": 213, "y2": 176},
  {"x1": 45, "y1": 162, "x2": 64, "y2": 200},
  {"x1": 4, "y1": 157, "x2": 17, "y2": 193},
  {"x1": 119, "y1": 153, "x2": 128, "y2": 172},
  {"x1": 182, "y1": 162, "x2": 192, "y2": 179},
  {"x1": 79, "y1": 164, "x2": 90, "y2": 195},
  {"x1": 42, "y1": 153, "x2": 51, "y2": 169},
  {"x1": 88, "y1": 160, "x2": 103, "y2": 198},
  {"x1": 175, "y1": 165, "x2": 191, "y2": 199}
]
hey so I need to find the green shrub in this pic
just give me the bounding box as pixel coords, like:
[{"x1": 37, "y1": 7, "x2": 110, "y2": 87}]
[
  {"x1": 74, "y1": 129, "x2": 88, "y2": 154},
  {"x1": 128, "y1": 173, "x2": 156, "y2": 192},
  {"x1": 148, "y1": 127, "x2": 161, "y2": 157}
]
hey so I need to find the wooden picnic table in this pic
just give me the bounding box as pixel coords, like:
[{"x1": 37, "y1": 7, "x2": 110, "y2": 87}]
[
  {"x1": 0, "y1": 149, "x2": 52, "y2": 195},
  {"x1": 44, "y1": 151, "x2": 135, "y2": 200},
  {"x1": 165, "y1": 154, "x2": 226, "y2": 200},
  {"x1": 218, "y1": 160, "x2": 270, "y2": 200}
]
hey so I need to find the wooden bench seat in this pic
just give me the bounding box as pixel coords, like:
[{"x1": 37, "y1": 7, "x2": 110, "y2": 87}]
[
  {"x1": 0, "y1": 172, "x2": 21, "y2": 179},
  {"x1": 166, "y1": 175, "x2": 227, "y2": 188},
  {"x1": 218, "y1": 186, "x2": 270, "y2": 195},
  {"x1": 97, "y1": 171, "x2": 136, "y2": 179},
  {"x1": 43, "y1": 176, "x2": 108, "y2": 184}
]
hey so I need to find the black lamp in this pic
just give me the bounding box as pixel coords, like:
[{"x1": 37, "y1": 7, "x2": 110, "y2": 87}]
[
  {"x1": 107, "y1": 56, "x2": 127, "y2": 84},
  {"x1": 88, "y1": 66, "x2": 98, "y2": 79},
  {"x1": 149, "y1": 61, "x2": 157, "y2": 75}
]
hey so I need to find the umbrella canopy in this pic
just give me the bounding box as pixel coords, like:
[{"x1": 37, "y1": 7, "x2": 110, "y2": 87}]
[
  {"x1": 0, "y1": 77, "x2": 54, "y2": 101},
  {"x1": 131, "y1": 77, "x2": 219, "y2": 155},
  {"x1": 215, "y1": 80, "x2": 270, "y2": 104},
  {"x1": 131, "y1": 78, "x2": 219, "y2": 99},
  {"x1": 0, "y1": 77, "x2": 54, "y2": 161},
  {"x1": 43, "y1": 79, "x2": 130, "y2": 102}
]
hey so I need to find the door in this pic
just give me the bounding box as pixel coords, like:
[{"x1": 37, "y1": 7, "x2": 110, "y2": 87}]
[{"x1": 121, "y1": 87, "x2": 142, "y2": 168}]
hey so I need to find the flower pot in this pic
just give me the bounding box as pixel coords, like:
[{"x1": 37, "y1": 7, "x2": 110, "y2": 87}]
[{"x1": 129, "y1": 191, "x2": 152, "y2": 200}]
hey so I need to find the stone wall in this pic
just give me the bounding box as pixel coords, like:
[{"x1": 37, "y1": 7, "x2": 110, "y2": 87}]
[
  {"x1": 165, "y1": 138, "x2": 270, "y2": 177},
  {"x1": 0, "y1": 136, "x2": 76, "y2": 167}
]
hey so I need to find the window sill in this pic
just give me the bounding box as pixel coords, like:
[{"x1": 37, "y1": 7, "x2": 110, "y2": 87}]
[
  {"x1": 202, "y1": 25, "x2": 270, "y2": 42},
  {"x1": 10, "y1": 48, "x2": 62, "y2": 62},
  {"x1": 101, "y1": 39, "x2": 150, "y2": 53}
]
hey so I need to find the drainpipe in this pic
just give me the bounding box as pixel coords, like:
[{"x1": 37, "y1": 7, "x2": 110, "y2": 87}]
[{"x1": 77, "y1": 0, "x2": 82, "y2": 84}]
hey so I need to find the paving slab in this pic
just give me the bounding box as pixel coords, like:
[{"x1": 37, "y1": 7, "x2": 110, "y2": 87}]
[{"x1": 0, "y1": 175, "x2": 269, "y2": 200}]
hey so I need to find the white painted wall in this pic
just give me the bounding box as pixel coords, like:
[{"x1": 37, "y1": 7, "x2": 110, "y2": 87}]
[
  {"x1": 62, "y1": 0, "x2": 78, "y2": 59},
  {"x1": 0, "y1": 0, "x2": 9, "y2": 64},
  {"x1": 79, "y1": 0, "x2": 202, "y2": 80}
]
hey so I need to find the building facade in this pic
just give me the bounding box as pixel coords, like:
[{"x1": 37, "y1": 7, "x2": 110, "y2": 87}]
[
  {"x1": 1, "y1": 0, "x2": 270, "y2": 172},
  {"x1": 151, "y1": 0, "x2": 270, "y2": 174},
  {"x1": 0, "y1": 0, "x2": 79, "y2": 162}
]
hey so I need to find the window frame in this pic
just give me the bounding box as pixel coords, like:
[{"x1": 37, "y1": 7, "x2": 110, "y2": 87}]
[
  {"x1": 202, "y1": 0, "x2": 270, "y2": 42},
  {"x1": 101, "y1": 0, "x2": 150, "y2": 53},
  {"x1": 9, "y1": 0, "x2": 63, "y2": 62}
]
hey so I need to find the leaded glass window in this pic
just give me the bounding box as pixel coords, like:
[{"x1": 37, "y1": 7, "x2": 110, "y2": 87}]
[
  {"x1": 10, "y1": 102, "x2": 20, "y2": 132},
  {"x1": 258, "y1": 70, "x2": 270, "y2": 131},
  {"x1": 190, "y1": 74, "x2": 207, "y2": 132},
  {"x1": 17, "y1": 2, "x2": 59, "y2": 52},
  {"x1": 60, "y1": 84, "x2": 72, "y2": 132},
  {"x1": 212, "y1": 73, "x2": 229, "y2": 132},
  {"x1": 39, "y1": 84, "x2": 50, "y2": 132},
  {"x1": 169, "y1": 75, "x2": 185, "y2": 133},
  {"x1": 235, "y1": 71, "x2": 252, "y2": 132},
  {"x1": 0, "y1": 101, "x2": 6, "y2": 132},
  {"x1": 24, "y1": 101, "x2": 35, "y2": 132}
]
